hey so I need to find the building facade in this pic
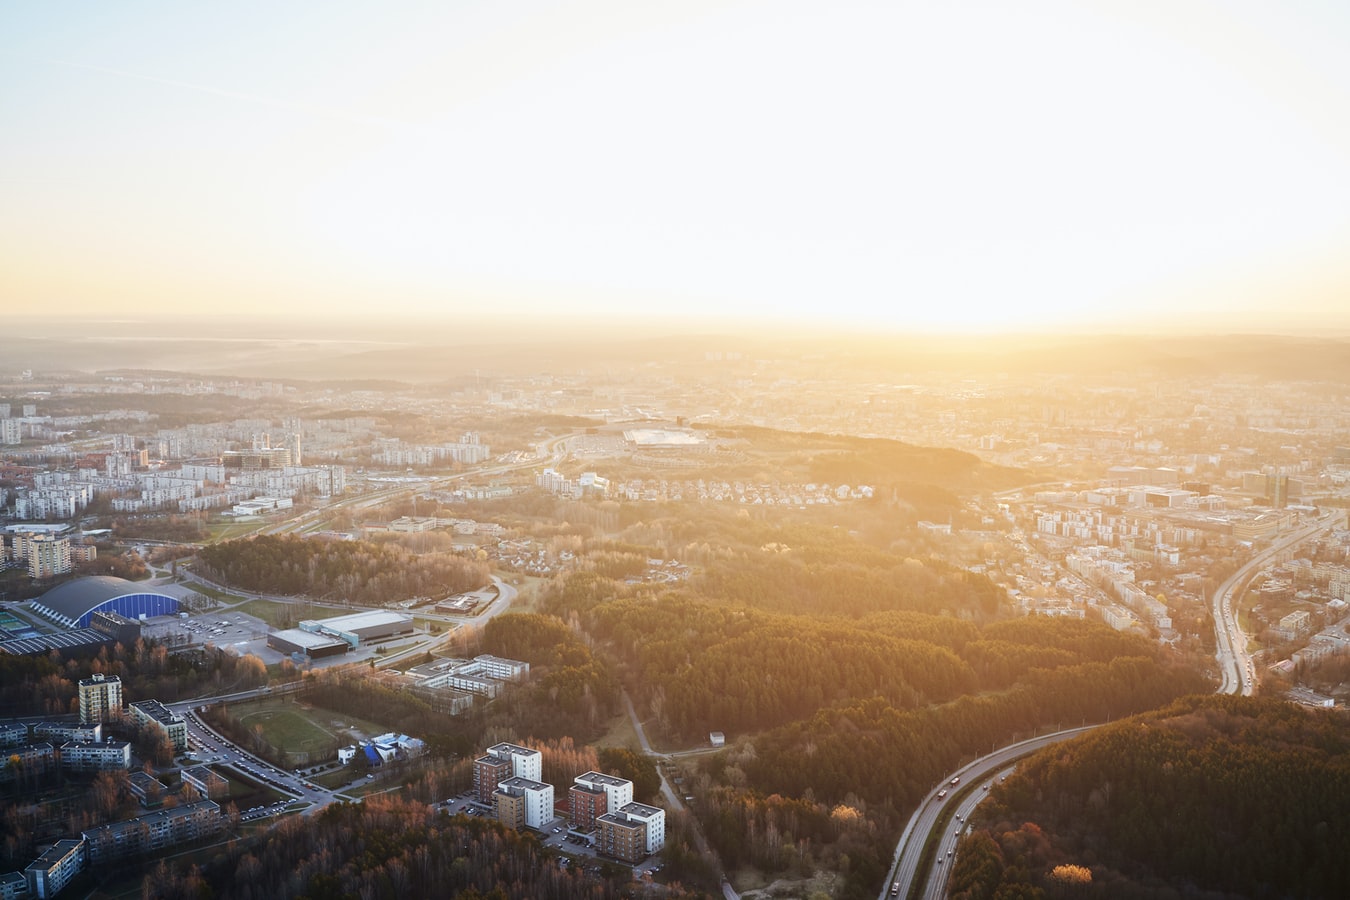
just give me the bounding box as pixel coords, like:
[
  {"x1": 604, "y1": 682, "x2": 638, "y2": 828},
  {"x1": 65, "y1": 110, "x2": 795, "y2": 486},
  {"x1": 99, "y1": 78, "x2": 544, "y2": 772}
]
[
  {"x1": 24, "y1": 839, "x2": 86, "y2": 899},
  {"x1": 77, "y1": 674, "x2": 122, "y2": 725},
  {"x1": 129, "y1": 700, "x2": 187, "y2": 752}
]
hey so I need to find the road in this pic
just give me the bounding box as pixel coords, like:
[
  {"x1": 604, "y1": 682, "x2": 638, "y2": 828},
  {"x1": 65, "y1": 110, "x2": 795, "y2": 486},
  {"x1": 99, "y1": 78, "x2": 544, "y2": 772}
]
[
  {"x1": 880, "y1": 728, "x2": 1093, "y2": 900},
  {"x1": 883, "y1": 510, "x2": 1345, "y2": 900},
  {"x1": 1210, "y1": 511, "x2": 1345, "y2": 696},
  {"x1": 621, "y1": 691, "x2": 740, "y2": 900}
]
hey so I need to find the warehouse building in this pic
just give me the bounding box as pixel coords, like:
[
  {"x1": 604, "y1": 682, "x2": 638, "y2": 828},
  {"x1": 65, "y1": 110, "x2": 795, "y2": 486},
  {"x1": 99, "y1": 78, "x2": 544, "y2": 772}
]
[
  {"x1": 266, "y1": 627, "x2": 349, "y2": 659},
  {"x1": 298, "y1": 610, "x2": 413, "y2": 648}
]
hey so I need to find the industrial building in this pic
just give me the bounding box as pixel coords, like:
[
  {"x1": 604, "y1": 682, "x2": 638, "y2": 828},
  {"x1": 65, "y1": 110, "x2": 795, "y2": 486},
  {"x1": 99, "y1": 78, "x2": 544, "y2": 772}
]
[
  {"x1": 266, "y1": 627, "x2": 349, "y2": 659},
  {"x1": 298, "y1": 610, "x2": 414, "y2": 648},
  {"x1": 30, "y1": 576, "x2": 179, "y2": 629}
]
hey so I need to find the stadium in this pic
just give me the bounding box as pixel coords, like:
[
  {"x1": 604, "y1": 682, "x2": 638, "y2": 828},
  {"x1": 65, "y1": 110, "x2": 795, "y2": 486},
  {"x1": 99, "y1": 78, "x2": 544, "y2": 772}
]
[{"x1": 29, "y1": 576, "x2": 180, "y2": 629}]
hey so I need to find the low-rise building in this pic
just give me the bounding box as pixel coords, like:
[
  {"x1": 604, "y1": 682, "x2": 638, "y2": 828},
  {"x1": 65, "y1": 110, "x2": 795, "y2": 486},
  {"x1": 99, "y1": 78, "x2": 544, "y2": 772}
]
[
  {"x1": 24, "y1": 839, "x2": 85, "y2": 899},
  {"x1": 180, "y1": 766, "x2": 229, "y2": 801},
  {"x1": 59, "y1": 741, "x2": 131, "y2": 773},
  {"x1": 82, "y1": 801, "x2": 222, "y2": 864}
]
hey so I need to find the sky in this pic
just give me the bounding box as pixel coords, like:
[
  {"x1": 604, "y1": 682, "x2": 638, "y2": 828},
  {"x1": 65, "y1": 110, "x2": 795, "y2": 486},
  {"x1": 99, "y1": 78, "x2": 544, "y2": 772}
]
[{"x1": 3, "y1": 0, "x2": 1350, "y2": 335}]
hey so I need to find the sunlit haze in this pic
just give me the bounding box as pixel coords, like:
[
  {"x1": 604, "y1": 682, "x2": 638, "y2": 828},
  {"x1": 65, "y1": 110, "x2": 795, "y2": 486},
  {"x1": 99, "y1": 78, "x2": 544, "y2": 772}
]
[{"x1": 4, "y1": 0, "x2": 1350, "y2": 333}]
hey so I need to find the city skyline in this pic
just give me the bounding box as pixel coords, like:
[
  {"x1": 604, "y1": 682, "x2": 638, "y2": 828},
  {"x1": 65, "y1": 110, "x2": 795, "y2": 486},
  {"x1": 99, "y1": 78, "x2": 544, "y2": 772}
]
[{"x1": 4, "y1": 0, "x2": 1350, "y2": 334}]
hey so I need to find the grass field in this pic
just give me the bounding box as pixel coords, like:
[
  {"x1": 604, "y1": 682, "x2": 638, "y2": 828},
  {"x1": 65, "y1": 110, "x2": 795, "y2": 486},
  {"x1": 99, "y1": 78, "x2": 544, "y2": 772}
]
[
  {"x1": 207, "y1": 521, "x2": 265, "y2": 543},
  {"x1": 237, "y1": 706, "x2": 338, "y2": 756},
  {"x1": 232, "y1": 598, "x2": 299, "y2": 628},
  {"x1": 230, "y1": 697, "x2": 391, "y2": 756}
]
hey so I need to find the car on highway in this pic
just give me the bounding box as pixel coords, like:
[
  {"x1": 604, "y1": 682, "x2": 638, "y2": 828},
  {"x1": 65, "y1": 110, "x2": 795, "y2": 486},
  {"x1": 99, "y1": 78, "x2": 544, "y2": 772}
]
[
  {"x1": 936, "y1": 789, "x2": 948, "y2": 800},
  {"x1": 950, "y1": 776, "x2": 960, "y2": 786}
]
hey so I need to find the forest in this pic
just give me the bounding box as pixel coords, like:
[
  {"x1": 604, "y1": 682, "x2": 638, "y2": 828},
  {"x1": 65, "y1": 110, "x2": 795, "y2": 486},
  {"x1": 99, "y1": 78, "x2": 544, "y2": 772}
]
[
  {"x1": 524, "y1": 564, "x2": 1208, "y2": 900},
  {"x1": 196, "y1": 534, "x2": 489, "y2": 605},
  {"x1": 956, "y1": 695, "x2": 1350, "y2": 899}
]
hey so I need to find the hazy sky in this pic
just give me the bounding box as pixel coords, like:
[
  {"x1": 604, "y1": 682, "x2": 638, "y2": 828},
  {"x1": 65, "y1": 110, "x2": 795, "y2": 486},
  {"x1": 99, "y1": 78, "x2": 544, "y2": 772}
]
[{"x1": 4, "y1": 1, "x2": 1349, "y2": 334}]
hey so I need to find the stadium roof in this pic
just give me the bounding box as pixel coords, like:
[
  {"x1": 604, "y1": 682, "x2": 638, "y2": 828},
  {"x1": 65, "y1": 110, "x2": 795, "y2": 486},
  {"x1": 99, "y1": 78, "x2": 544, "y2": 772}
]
[{"x1": 32, "y1": 576, "x2": 178, "y2": 628}]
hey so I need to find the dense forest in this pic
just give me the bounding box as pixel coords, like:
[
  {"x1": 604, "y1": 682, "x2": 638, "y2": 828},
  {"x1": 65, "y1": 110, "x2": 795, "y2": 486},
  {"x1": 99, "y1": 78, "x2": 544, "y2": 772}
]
[
  {"x1": 957, "y1": 695, "x2": 1350, "y2": 899},
  {"x1": 142, "y1": 795, "x2": 713, "y2": 900},
  {"x1": 196, "y1": 534, "x2": 489, "y2": 604},
  {"x1": 527, "y1": 566, "x2": 1208, "y2": 900}
]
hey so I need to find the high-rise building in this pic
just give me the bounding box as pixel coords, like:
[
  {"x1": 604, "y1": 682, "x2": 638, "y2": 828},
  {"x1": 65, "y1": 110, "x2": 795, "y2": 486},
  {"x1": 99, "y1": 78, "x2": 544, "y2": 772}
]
[
  {"x1": 27, "y1": 535, "x2": 71, "y2": 579},
  {"x1": 597, "y1": 802, "x2": 666, "y2": 861},
  {"x1": 473, "y1": 742, "x2": 542, "y2": 803},
  {"x1": 78, "y1": 673, "x2": 123, "y2": 725},
  {"x1": 494, "y1": 776, "x2": 554, "y2": 830},
  {"x1": 570, "y1": 772, "x2": 634, "y2": 828},
  {"x1": 0, "y1": 419, "x2": 21, "y2": 445}
]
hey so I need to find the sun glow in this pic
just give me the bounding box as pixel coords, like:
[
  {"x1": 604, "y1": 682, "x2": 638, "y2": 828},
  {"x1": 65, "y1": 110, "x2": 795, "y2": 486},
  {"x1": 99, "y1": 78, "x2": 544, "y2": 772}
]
[{"x1": 4, "y1": 0, "x2": 1350, "y2": 332}]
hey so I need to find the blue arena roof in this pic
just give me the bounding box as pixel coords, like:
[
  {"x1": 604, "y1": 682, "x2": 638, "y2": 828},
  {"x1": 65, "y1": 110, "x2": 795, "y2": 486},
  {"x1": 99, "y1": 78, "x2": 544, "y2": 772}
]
[{"x1": 31, "y1": 576, "x2": 179, "y2": 629}]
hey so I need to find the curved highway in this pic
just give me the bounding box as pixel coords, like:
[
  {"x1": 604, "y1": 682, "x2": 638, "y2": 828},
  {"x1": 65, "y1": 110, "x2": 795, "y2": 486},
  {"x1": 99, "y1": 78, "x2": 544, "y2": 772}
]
[{"x1": 882, "y1": 510, "x2": 1345, "y2": 900}]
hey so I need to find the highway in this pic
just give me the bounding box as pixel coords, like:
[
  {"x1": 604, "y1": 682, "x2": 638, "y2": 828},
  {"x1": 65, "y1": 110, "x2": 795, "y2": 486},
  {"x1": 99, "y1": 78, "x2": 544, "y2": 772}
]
[
  {"x1": 880, "y1": 728, "x2": 1093, "y2": 900},
  {"x1": 1210, "y1": 511, "x2": 1345, "y2": 696},
  {"x1": 882, "y1": 510, "x2": 1345, "y2": 900}
]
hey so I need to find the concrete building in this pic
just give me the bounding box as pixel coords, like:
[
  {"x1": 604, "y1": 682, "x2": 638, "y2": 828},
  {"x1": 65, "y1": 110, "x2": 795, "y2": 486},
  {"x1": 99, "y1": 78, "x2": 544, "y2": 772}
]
[
  {"x1": 597, "y1": 802, "x2": 666, "y2": 861},
  {"x1": 128, "y1": 771, "x2": 168, "y2": 808},
  {"x1": 473, "y1": 742, "x2": 542, "y2": 803},
  {"x1": 0, "y1": 871, "x2": 27, "y2": 900},
  {"x1": 494, "y1": 776, "x2": 554, "y2": 830},
  {"x1": 59, "y1": 741, "x2": 131, "y2": 773},
  {"x1": 26, "y1": 536, "x2": 71, "y2": 580},
  {"x1": 180, "y1": 765, "x2": 229, "y2": 801},
  {"x1": 77, "y1": 674, "x2": 122, "y2": 725},
  {"x1": 0, "y1": 418, "x2": 21, "y2": 446},
  {"x1": 24, "y1": 839, "x2": 85, "y2": 899},
  {"x1": 569, "y1": 772, "x2": 633, "y2": 829},
  {"x1": 81, "y1": 801, "x2": 222, "y2": 864},
  {"x1": 129, "y1": 700, "x2": 187, "y2": 752}
]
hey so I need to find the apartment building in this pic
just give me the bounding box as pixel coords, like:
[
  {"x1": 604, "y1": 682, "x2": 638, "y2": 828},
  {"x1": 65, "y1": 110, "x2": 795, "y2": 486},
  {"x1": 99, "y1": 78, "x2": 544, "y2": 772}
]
[
  {"x1": 82, "y1": 801, "x2": 222, "y2": 865},
  {"x1": 77, "y1": 674, "x2": 122, "y2": 725},
  {"x1": 569, "y1": 772, "x2": 634, "y2": 829},
  {"x1": 494, "y1": 776, "x2": 554, "y2": 830},
  {"x1": 129, "y1": 700, "x2": 187, "y2": 752},
  {"x1": 472, "y1": 742, "x2": 542, "y2": 803},
  {"x1": 597, "y1": 803, "x2": 666, "y2": 862},
  {"x1": 59, "y1": 741, "x2": 131, "y2": 773},
  {"x1": 180, "y1": 765, "x2": 229, "y2": 801},
  {"x1": 24, "y1": 839, "x2": 85, "y2": 899}
]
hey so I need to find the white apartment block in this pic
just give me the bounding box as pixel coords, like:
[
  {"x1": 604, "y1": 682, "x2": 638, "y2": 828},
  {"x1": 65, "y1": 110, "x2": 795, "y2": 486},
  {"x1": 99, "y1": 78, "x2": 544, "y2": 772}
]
[
  {"x1": 574, "y1": 771, "x2": 634, "y2": 811},
  {"x1": 60, "y1": 740, "x2": 132, "y2": 772},
  {"x1": 483, "y1": 742, "x2": 542, "y2": 781},
  {"x1": 495, "y1": 776, "x2": 555, "y2": 829},
  {"x1": 24, "y1": 839, "x2": 86, "y2": 899},
  {"x1": 0, "y1": 418, "x2": 21, "y2": 445}
]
